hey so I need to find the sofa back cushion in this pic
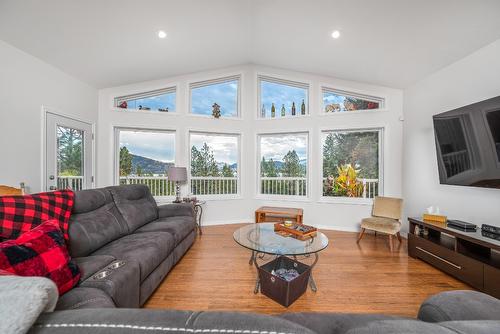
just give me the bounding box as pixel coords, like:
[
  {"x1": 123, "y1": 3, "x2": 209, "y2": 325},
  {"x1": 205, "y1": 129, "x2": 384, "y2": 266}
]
[
  {"x1": 68, "y1": 188, "x2": 128, "y2": 257},
  {"x1": 107, "y1": 185, "x2": 158, "y2": 232}
]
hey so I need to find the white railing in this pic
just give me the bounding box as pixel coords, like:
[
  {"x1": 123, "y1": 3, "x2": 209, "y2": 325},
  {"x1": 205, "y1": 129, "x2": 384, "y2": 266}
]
[
  {"x1": 57, "y1": 176, "x2": 84, "y2": 191},
  {"x1": 119, "y1": 176, "x2": 176, "y2": 196},
  {"x1": 261, "y1": 177, "x2": 307, "y2": 196},
  {"x1": 442, "y1": 150, "x2": 470, "y2": 177},
  {"x1": 190, "y1": 176, "x2": 238, "y2": 195},
  {"x1": 322, "y1": 178, "x2": 379, "y2": 198}
]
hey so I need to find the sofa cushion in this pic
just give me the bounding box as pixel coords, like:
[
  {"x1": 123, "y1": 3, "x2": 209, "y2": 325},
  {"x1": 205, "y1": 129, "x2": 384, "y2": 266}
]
[
  {"x1": 55, "y1": 287, "x2": 115, "y2": 310},
  {"x1": 440, "y1": 320, "x2": 500, "y2": 334},
  {"x1": 107, "y1": 185, "x2": 158, "y2": 232},
  {"x1": 344, "y1": 320, "x2": 454, "y2": 334},
  {"x1": 73, "y1": 255, "x2": 116, "y2": 282},
  {"x1": 135, "y1": 216, "x2": 196, "y2": 245},
  {"x1": 418, "y1": 290, "x2": 500, "y2": 322},
  {"x1": 281, "y1": 313, "x2": 405, "y2": 334},
  {"x1": 68, "y1": 188, "x2": 128, "y2": 258},
  {"x1": 92, "y1": 232, "x2": 174, "y2": 282}
]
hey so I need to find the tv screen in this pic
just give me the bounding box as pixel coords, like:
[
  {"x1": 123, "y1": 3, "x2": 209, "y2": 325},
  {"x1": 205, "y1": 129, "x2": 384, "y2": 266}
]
[{"x1": 433, "y1": 95, "x2": 500, "y2": 189}]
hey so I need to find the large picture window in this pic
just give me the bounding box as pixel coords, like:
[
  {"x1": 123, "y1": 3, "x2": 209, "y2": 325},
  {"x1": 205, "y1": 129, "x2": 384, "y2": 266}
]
[
  {"x1": 116, "y1": 128, "x2": 176, "y2": 197},
  {"x1": 322, "y1": 87, "x2": 384, "y2": 113},
  {"x1": 115, "y1": 87, "x2": 176, "y2": 112},
  {"x1": 190, "y1": 76, "x2": 240, "y2": 118},
  {"x1": 189, "y1": 132, "x2": 240, "y2": 196},
  {"x1": 258, "y1": 132, "x2": 308, "y2": 197},
  {"x1": 258, "y1": 76, "x2": 309, "y2": 118},
  {"x1": 322, "y1": 129, "x2": 382, "y2": 199}
]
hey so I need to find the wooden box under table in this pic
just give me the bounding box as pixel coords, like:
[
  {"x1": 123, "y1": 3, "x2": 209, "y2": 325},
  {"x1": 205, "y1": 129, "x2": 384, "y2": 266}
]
[{"x1": 408, "y1": 217, "x2": 500, "y2": 298}]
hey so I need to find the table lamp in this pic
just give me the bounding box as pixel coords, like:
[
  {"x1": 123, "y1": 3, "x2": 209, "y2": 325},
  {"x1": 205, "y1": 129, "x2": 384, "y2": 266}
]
[{"x1": 167, "y1": 167, "x2": 187, "y2": 203}]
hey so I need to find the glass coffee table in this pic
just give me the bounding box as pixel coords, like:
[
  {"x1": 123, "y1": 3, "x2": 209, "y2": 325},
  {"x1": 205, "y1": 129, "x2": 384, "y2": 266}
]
[{"x1": 233, "y1": 223, "x2": 329, "y2": 293}]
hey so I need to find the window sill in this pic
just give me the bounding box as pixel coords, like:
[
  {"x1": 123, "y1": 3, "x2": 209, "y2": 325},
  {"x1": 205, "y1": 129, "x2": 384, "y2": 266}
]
[
  {"x1": 255, "y1": 195, "x2": 310, "y2": 202},
  {"x1": 317, "y1": 197, "x2": 373, "y2": 206},
  {"x1": 187, "y1": 113, "x2": 242, "y2": 121},
  {"x1": 318, "y1": 108, "x2": 389, "y2": 116},
  {"x1": 256, "y1": 114, "x2": 310, "y2": 121},
  {"x1": 112, "y1": 108, "x2": 178, "y2": 115},
  {"x1": 193, "y1": 195, "x2": 243, "y2": 201}
]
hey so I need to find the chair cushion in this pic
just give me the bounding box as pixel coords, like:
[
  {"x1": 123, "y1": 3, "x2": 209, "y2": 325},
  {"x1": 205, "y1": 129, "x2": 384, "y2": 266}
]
[
  {"x1": 55, "y1": 287, "x2": 115, "y2": 310},
  {"x1": 418, "y1": 290, "x2": 500, "y2": 322},
  {"x1": 361, "y1": 217, "x2": 400, "y2": 234},
  {"x1": 135, "y1": 216, "x2": 196, "y2": 245},
  {"x1": 92, "y1": 232, "x2": 174, "y2": 282},
  {"x1": 68, "y1": 188, "x2": 128, "y2": 258},
  {"x1": 107, "y1": 185, "x2": 158, "y2": 232}
]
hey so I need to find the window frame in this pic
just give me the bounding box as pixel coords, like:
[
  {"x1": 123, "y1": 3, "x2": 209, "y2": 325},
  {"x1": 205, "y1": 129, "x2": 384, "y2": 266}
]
[
  {"x1": 187, "y1": 130, "x2": 242, "y2": 200},
  {"x1": 256, "y1": 130, "x2": 311, "y2": 201},
  {"x1": 113, "y1": 127, "x2": 177, "y2": 201},
  {"x1": 320, "y1": 86, "x2": 386, "y2": 115},
  {"x1": 188, "y1": 74, "x2": 242, "y2": 119},
  {"x1": 113, "y1": 85, "x2": 178, "y2": 114},
  {"x1": 318, "y1": 127, "x2": 384, "y2": 205},
  {"x1": 257, "y1": 74, "x2": 311, "y2": 120}
]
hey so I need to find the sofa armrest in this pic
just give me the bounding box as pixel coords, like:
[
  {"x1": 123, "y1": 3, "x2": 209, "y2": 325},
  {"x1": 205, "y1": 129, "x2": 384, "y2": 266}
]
[
  {"x1": 418, "y1": 290, "x2": 500, "y2": 322},
  {"x1": 157, "y1": 202, "x2": 194, "y2": 218}
]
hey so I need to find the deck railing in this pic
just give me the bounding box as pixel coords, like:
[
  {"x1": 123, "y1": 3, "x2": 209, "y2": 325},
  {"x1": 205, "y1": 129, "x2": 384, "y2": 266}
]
[
  {"x1": 57, "y1": 176, "x2": 84, "y2": 191},
  {"x1": 119, "y1": 176, "x2": 176, "y2": 196},
  {"x1": 261, "y1": 177, "x2": 307, "y2": 196},
  {"x1": 190, "y1": 176, "x2": 238, "y2": 195},
  {"x1": 322, "y1": 178, "x2": 379, "y2": 198}
]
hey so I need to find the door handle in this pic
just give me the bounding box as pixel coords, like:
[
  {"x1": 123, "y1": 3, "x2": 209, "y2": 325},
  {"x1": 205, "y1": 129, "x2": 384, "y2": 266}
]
[{"x1": 49, "y1": 186, "x2": 57, "y2": 190}]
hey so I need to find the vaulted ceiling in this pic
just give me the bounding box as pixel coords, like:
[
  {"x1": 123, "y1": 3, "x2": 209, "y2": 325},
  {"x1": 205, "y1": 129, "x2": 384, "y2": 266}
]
[{"x1": 1, "y1": 0, "x2": 500, "y2": 89}]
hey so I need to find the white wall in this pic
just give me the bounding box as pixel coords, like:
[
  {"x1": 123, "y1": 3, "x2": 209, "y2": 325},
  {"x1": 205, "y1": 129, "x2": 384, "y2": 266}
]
[
  {"x1": 403, "y1": 39, "x2": 500, "y2": 231},
  {"x1": 0, "y1": 40, "x2": 98, "y2": 193},
  {"x1": 98, "y1": 65, "x2": 403, "y2": 231}
]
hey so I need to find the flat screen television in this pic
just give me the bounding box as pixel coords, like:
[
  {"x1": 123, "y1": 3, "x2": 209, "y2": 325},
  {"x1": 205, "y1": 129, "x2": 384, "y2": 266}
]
[{"x1": 433, "y1": 95, "x2": 500, "y2": 189}]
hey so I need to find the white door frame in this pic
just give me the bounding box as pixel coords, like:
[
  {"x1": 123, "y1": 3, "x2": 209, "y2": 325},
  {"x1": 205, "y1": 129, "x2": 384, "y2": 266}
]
[{"x1": 41, "y1": 106, "x2": 96, "y2": 191}]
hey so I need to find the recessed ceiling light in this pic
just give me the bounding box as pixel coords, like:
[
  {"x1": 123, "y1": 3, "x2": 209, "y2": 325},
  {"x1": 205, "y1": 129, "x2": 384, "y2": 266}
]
[
  {"x1": 158, "y1": 30, "x2": 167, "y2": 39},
  {"x1": 331, "y1": 30, "x2": 340, "y2": 39}
]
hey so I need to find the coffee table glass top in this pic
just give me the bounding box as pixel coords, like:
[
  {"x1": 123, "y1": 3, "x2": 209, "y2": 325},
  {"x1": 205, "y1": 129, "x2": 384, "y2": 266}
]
[{"x1": 233, "y1": 223, "x2": 329, "y2": 256}]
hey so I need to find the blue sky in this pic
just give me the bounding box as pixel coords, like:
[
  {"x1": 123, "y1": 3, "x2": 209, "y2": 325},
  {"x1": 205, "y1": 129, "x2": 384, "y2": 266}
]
[
  {"x1": 260, "y1": 134, "x2": 308, "y2": 162},
  {"x1": 323, "y1": 92, "x2": 347, "y2": 110},
  {"x1": 191, "y1": 80, "x2": 238, "y2": 117},
  {"x1": 126, "y1": 92, "x2": 176, "y2": 111},
  {"x1": 119, "y1": 130, "x2": 175, "y2": 162},
  {"x1": 260, "y1": 81, "x2": 307, "y2": 117},
  {"x1": 191, "y1": 133, "x2": 238, "y2": 164}
]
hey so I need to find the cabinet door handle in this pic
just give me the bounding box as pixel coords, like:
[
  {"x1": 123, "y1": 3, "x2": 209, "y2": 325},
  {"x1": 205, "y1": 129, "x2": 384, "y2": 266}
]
[{"x1": 416, "y1": 247, "x2": 462, "y2": 270}]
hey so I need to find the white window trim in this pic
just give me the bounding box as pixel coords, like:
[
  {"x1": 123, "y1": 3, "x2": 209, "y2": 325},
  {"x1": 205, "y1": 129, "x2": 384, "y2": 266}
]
[
  {"x1": 112, "y1": 85, "x2": 178, "y2": 114},
  {"x1": 187, "y1": 130, "x2": 242, "y2": 200},
  {"x1": 320, "y1": 84, "x2": 387, "y2": 116},
  {"x1": 318, "y1": 127, "x2": 384, "y2": 205},
  {"x1": 256, "y1": 73, "x2": 311, "y2": 120},
  {"x1": 113, "y1": 127, "x2": 177, "y2": 201},
  {"x1": 187, "y1": 74, "x2": 242, "y2": 119},
  {"x1": 256, "y1": 130, "x2": 311, "y2": 201}
]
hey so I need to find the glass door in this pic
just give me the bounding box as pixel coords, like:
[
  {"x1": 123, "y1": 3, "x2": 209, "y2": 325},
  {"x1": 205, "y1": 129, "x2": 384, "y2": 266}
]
[{"x1": 46, "y1": 112, "x2": 93, "y2": 191}]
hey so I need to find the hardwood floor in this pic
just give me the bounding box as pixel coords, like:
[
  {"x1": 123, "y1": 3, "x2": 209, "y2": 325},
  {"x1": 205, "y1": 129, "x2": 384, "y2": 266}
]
[{"x1": 144, "y1": 224, "x2": 471, "y2": 316}]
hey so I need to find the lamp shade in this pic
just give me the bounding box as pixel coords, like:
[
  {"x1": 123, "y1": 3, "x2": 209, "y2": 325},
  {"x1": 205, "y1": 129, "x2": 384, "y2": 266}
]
[{"x1": 167, "y1": 167, "x2": 187, "y2": 182}]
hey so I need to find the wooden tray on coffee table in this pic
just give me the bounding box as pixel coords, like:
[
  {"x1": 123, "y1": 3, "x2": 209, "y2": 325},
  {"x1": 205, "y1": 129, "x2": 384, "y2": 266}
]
[{"x1": 274, "y1": 223, "x2": 317, "y2": 240}]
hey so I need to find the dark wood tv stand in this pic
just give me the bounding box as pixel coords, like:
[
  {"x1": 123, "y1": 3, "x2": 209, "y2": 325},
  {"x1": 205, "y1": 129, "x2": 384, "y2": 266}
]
[{"x1": 408, "y1": 217, "x2": 500, "y2": 298}]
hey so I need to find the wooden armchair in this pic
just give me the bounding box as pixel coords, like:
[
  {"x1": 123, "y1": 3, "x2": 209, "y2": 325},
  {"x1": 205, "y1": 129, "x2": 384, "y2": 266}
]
[{"x1": 356, "y1": 196, "x2": 403, "y2": 251}]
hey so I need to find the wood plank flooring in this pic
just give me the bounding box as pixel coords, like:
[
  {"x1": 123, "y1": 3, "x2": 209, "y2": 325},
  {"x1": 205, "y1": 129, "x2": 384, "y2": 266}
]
[{"x1": 144, "y1": 224, "x2": 471, "y2": 317}]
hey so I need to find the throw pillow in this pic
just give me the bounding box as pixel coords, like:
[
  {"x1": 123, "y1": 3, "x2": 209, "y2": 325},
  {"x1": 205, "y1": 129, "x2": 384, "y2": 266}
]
[
  {"x1": 0, "y1": 220, "x2": 80, "y2": 295},
  {"x1": 0, "y1": 190, "x2": 74, "y2": 241}
]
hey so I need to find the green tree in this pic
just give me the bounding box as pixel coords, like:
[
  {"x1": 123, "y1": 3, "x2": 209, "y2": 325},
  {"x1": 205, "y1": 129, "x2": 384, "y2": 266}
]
[
  {"x1": 282, "y1": 150, "x2": 302, "y2": 177},
  {"x1": 190, "y1": 143, "x2": 219, "y2": 177},
  {"x1": 136, "y1": 165, "x2": 143, "y2": 176},
  {"x1": 57, "y1": 127, "x2": 83, "y2": 176},
  {"x1": 221, "y1": 163, "x2": 234, "y2": 177},
  {"x1": 119, "y1": 146, "x2": 133, "y2": 176}
]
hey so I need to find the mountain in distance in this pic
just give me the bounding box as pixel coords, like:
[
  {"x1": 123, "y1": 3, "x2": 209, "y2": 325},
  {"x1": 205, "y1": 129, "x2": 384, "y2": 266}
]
[{"x1": 131, "y1": 154, "x2": 174, "y2": 175}]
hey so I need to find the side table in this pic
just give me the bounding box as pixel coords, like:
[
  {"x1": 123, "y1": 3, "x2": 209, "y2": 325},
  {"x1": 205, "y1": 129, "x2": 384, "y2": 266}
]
[{"x1": 193, "y1": 200, "x2": 206, "y2": 235}]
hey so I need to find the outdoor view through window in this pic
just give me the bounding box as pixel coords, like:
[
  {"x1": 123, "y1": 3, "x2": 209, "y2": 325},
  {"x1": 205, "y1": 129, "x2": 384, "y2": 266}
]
[
  {"x1": 260, "y1": 78, "x2": 308, "y2": 118},
  {"x1": 191, "y1": 79, "x2": 239, "y2": 117},
  {"x1": 323, "y1": 89, "x2": 382, "y2": 113},
  {"x1": 118, "y1": 129, "x2": 176, "y2": 197},
  {"x1": 322, "y1": 130, "x2": 380, "y2": 199},
  {"x1": 259, "y1": 133, "x2": 308, "y2": 196},
  {"x1": 190, "y1": 133, "x2": 239, "y2": 195}
]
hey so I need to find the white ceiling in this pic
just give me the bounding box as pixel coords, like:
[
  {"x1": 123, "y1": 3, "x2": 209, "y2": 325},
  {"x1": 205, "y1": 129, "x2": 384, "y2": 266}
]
[{"x1": 1, "y1": 0, "x2": 500, "y2": 89}]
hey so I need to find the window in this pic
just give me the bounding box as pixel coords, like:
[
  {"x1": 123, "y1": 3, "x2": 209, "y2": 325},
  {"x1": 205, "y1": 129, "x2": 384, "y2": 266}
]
[
  {"x1": 258, "y1": 76, "x2": 309, "y2": 118},
  {"x1": 258, "y1": 132, "x2": 308, "y2": 197},
  {"x1": 322, "y1": 129, "x2": 382, "y2": 199},
  {"x1": 190, "y1": 76, "x2": 240, "y2": 118},
  {"x1": 322, "y1": 87, "x2": 384, "y2": 113},
  {"x1": 116, "y1": 128, "x2": 176, "y2": 197},
  {"x1": 189, "y1": 132, "x2": 240, "y2": 196},
  {"x1": 115, "y1": 87, "x2": 176, "y2": 112}
]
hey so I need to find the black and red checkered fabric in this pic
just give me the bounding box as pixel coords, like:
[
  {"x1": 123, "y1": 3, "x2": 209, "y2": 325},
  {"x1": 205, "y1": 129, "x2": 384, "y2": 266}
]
[
  {"x1": 0, "y1": 190, "x2": 74, "y2": 241},
  {"x1": 0, "y1": 220, "x2": 80, "y2": 294}
]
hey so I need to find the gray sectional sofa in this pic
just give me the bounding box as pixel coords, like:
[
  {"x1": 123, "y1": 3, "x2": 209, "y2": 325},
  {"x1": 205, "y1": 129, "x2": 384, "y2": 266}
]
[
  {"x1": 28, "y1": 290, "x2": 500, "y2": 334},
  {"x1": 58, "y1": 184, "x2": 196, "y2": 310}
]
